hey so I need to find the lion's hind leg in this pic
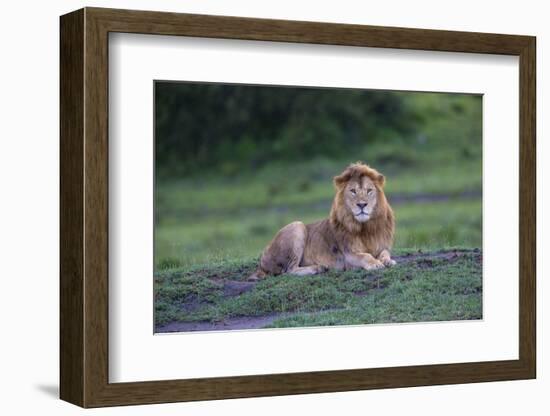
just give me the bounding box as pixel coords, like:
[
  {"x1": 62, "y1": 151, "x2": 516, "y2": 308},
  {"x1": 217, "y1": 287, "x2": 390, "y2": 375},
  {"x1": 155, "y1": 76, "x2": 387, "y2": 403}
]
[{"x1": 259, "y1": 221, "x2": 326, "y2": 277}]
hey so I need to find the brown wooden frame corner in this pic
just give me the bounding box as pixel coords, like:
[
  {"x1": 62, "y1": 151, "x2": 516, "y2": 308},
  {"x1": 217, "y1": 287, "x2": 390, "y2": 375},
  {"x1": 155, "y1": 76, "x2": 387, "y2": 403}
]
[{"x1": 60, "y1": 7, "x2": 536, "y2": 408}]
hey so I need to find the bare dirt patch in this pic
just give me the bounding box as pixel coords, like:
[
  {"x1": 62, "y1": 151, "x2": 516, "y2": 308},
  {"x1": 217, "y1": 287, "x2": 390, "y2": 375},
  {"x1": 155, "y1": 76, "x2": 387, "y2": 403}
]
[
  {"x1": 393, "y1": 247, "x2": 480, "y2": 264},
  {"x1": 156, "y1": 314, "x2": 286, "y2": 333},
  {"x1": 222, "y1": 281, "x2": 256, "y2": 296}
]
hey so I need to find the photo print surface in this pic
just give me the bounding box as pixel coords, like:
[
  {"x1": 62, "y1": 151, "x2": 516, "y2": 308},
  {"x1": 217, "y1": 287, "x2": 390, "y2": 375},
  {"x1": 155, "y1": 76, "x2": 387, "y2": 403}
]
[{"x1": 154, "y1": 81, "x2": 482, "y2": 333}]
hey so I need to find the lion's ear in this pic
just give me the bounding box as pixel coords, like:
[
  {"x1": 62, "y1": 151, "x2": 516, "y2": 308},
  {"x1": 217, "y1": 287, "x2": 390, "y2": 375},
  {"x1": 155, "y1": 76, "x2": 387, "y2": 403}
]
[
  {"x1": 333, "y1": 170, "x2": 352, "y2": 188},
  {"x1": 376, "y1": 173, "x2": 385, "y2": 187}
]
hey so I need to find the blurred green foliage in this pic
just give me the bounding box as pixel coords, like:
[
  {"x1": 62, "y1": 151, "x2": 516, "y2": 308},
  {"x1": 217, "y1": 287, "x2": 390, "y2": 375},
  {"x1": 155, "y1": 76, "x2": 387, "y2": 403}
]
[
  {"x1": 154, "y1": 82, "x2": 482, "y2": 271},
  {"x1": 156, "y1": 83, "x2": 424, "y2": 177}
]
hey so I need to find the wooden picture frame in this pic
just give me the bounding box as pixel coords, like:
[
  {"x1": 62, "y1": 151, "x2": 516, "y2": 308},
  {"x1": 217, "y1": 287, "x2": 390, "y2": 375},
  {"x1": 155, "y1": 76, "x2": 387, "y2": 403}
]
[{"x1": 60, "y1": 7, "x2": 536, "y2": 408}]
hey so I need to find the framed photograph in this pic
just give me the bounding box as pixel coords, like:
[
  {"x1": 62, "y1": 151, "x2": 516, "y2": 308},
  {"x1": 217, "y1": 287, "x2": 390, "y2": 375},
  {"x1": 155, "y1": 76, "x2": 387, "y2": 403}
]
[{"x1": 60, "y1": 7, "x2": 536, "y2": 408}]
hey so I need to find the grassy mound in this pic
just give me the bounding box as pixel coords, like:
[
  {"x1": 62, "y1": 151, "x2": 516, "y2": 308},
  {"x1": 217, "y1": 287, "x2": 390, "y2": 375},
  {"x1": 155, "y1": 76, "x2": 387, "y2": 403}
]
[{"x1": 155, "y1": 249, "x2": 482, "y2": 331}]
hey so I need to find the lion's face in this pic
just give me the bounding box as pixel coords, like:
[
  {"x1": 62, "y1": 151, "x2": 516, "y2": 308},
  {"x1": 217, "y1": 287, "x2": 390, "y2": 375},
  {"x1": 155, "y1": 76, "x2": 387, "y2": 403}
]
[
  {"x1": 331, "y1": 162, "x2": 388, "y2": 232},
  {"x1": 342, "y1": 176, "x2": 378, "y2": 223},
  {"x1": 325, "y1": 162, "x2": 394, "y2": 251}
]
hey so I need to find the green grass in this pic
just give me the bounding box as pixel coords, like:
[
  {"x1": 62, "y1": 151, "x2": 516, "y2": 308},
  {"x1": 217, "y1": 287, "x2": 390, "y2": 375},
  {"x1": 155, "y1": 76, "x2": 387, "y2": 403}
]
[
  {"x1": 155, "y1": 150, "x2": 482, "y2": 269},
  {"x1": 154, "y1": 147, "x2": 482, "y2": 330},
  {"x1": 154, "y1": 250, "x2": 482, "y2": 329},
  {"x1": 155, "y1": 196, "x2": 481, "y2": 270},
  {"x1": 156, "y1": 153, "x2": 481, "y2": 222}
]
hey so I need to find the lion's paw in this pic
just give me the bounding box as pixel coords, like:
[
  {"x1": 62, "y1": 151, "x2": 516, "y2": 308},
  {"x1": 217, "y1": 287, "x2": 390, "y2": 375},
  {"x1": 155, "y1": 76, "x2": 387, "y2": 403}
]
[
  {"x1": 364, "y1": 260, "x2": 385, "y2": 271},
  {"x1": 382, "y1": 258, "x2": 397, "y2": 267}
]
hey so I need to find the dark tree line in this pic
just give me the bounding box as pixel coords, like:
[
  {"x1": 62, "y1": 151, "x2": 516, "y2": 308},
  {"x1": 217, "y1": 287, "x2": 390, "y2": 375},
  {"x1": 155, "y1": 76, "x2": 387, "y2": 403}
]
[{"x1": 155, "y1": 82, "x2": 421, "y2": 176}]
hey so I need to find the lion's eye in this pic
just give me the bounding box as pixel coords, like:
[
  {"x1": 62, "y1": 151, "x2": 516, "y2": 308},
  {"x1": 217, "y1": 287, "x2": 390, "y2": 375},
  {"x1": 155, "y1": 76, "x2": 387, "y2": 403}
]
[
  {"x1": 367, "y1": 189, "x2": 373, "y2": 194},
  {"x1": 350, "y1": 189, "x2": 356, "y2": 195}
]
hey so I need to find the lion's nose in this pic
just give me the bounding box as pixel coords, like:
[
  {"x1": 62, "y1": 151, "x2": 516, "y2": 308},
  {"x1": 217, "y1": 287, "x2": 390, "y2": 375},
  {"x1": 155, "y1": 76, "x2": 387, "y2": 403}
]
[{"x1": 357, "y1": 203, "x2": 367, "y2": 210}]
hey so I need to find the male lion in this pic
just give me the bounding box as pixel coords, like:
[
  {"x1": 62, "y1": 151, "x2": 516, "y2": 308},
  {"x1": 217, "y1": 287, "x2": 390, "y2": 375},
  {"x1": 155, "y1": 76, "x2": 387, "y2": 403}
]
[{"x1": 249, "y1": 162, "x2": 395, "y2": 280}]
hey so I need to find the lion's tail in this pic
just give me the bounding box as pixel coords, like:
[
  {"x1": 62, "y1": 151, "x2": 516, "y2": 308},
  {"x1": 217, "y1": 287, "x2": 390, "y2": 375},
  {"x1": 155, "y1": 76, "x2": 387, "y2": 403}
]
[{"x1": 247, "y1": 268, "x2": 267, "y2": 282}]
